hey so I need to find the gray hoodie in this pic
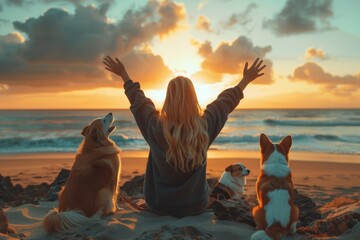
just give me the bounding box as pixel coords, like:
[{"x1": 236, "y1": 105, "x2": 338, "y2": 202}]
[{"x1": 124, "y1": 80, "x2": 243, "y2": 217}]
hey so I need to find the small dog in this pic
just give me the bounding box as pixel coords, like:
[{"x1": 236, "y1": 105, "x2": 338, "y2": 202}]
[
  {"x1": 251, "y1": 134, "x2": 299, "y2": 240},
  {"x1": 43, "y1": 113, "x2": 121, "y2": 232},
  {"x1": 211, "y1": 163, "x2": 250, "y2": 200}
]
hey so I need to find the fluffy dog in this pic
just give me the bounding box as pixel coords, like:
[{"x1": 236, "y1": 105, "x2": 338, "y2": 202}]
[
  {"x1": 251, "y1": 134, "x2": 299, "y2": 240},
  {"x1": 43, "y1": 113, "x2": 121, "y2": 232},
  {"x1": 211, "y1": 163, "x2": 250, "y2": 200}
]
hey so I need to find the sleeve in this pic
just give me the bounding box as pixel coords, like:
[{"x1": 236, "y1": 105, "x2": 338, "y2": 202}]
[
  {"x1": 124, "y1": 80, "x2": 159, "y2": 142},
  {"x1": 204, "y1": 86, "x2": 244, "y2": 145}
]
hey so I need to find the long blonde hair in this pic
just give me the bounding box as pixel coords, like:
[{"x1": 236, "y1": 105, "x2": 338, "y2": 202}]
[{"x1": 160, "y1": 76, "x2": 209, "y2": 172}]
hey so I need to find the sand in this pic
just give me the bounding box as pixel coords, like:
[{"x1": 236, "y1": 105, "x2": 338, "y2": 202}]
[{"x1": 0, "y1": 150, "x2": 359, "y2": 239}]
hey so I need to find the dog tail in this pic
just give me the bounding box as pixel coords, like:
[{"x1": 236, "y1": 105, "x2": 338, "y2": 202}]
[
  {"x1": 251, "y1": 223, "x2": 286, "y2": 240},
  {"x1": 43, "y1": 208, "x2": 89, "y2": 233},
  {"x1": 250, "y1": 230, "x2": 272, "y2": 240}
]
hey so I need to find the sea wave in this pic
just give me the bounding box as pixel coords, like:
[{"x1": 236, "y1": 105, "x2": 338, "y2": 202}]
[
  {"x1": 264, "y1": 119, "x2": 360, "y2": 127},
  {"x1": 0, "y1": 134, "x2": 146, "y2": 153}
]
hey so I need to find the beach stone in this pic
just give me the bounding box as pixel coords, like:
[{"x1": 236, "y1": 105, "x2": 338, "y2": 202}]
[
  {"x1": 120, "y1": 174, "x2": 144, "y2": 198},
  {"x1": 212, "y1": 197, "x2": 256, "y2": 227},
  {"x1": 0, "y1": 175, "x2": 16, "y2": 203},
  {"x1": 135, "y1": 225, "x2": 216, "y2": 240},
  {"x1": 312, "y1": 211, "x2": 360, "y2": 236},
  {"x1": 298, "y1": 200, "x2": 360, "y2": 238},
  {"x1": 293, "y1": 189, "x2": 321, "y2": 227},
  {"x1": 47, "y1": 168, "x2": 70, "y2": 201}
]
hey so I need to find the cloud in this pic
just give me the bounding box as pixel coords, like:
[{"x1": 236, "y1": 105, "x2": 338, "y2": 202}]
[
  {"x1": 121, "y1": 50, "x2": 172, "y2": 89},
  {"x1": 289, "y1": 62, "x2": 360, "y2": 95},
  {"x1": 0, "y1": 1, "x2": 185, "y2": 92},
  {"x1": 195, "y1": 15, "x2": 213, "y2": 32},
  {"x1": 198, "y1": 36, "x2": 273, "y2": 84},
  {"x1": 222, "y1": 3, "x2": 257, "y2": 31},
  {"x1": 305, "y1": 47, "x2": 327, "y2": 60},
  {"x1": 263, "y1": 0, "x2": 333, "y2": 36},
  {"x1": 5, "y1": 0, "x2": 24, "y2": 6},
  {"x1": 197, "y1": 0, "x2": 208, "y2": 10}
]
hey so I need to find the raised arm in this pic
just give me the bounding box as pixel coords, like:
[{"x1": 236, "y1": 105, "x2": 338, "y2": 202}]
[
  {"x1": 103, "y1": 56, "x2": 158, "y2": 142},
  {"x1": 205, "y1": 58, "x2": 266, "y2": 144}
]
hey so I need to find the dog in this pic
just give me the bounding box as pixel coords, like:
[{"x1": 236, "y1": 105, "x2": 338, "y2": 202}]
[
  {"x1": 211, "y1": 163, "x2": 250, "y2": 201},
  {"x1": 43, "y1": 113, "x2": 121, "y2": 232},
  {"x1": 251, "y1": 134, "x2": 299, "y2": 240}
]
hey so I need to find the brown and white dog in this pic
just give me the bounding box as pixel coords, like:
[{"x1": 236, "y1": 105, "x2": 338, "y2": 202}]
[
  {"x1": 211, "y1": 163, "x2": 250, "y2": 200},
  {"x1": 251, "y1": 134, "x2": 299, "y2": 240},
  {"x1": 43, "y1": 113, "x2": 121, "y2": 233}
]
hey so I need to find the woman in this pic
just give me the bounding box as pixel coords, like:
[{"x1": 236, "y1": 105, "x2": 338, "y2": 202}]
[{"x1": 103, "y1": 56, "x2": 265, "y2": 217}]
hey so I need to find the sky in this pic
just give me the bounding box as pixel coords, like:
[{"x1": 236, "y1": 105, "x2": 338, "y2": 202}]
[{"x1": 0, "y1": 0, "x2": 359, "y2": 109}]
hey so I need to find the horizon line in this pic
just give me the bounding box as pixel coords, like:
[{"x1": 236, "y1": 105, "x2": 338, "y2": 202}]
[{"x1": 1, "y1": 108, "x2": 359, "y2": 111}]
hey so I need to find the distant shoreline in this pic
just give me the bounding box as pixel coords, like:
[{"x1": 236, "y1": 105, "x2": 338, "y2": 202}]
[{"x1": 1, "y1": 108, "x2": 360, "y2": 111}]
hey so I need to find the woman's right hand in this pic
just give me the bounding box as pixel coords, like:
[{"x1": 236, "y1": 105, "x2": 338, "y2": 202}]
[{"x1": 103, "y1": 56, "x2": 131, "y2": 82}]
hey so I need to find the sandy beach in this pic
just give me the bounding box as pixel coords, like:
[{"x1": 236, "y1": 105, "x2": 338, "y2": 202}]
[{"x1": 0, "y1": 150, "x2": 359, "y2": 239}]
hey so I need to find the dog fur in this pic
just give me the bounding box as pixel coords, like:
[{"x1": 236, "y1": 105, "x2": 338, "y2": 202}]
[
  {"x1": 43, "y1": 113, "x2": 121, "y2": 233},
  {"x1": 251, "y1": 134, "x2": 299, "y2": 240},
  {"x1": 211, "y1": 163, "x2": 250, "y2": 200}
]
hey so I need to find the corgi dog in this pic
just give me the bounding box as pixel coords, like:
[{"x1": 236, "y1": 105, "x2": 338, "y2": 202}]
[
  {"x1": 43, "y1": 113, "x2": 121, "y2": 232},
  {"x1": 251, "y1": 134, "x2": 299, "y2": 240},
  {"x1": 211, "y1": 163, "x2": 250, "y2": 200}
]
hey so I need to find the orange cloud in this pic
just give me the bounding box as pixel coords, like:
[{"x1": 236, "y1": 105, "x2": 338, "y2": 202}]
[
  {"x1": 197, "y1": 36, "x2": 273, "y2": 84},
  {"x1": 289, "y1": 62, "x2": 360, "y2": 95},
  {"x1": 195, "y1": 15, "x2": 213, "y2": 32},
  {"x1": 121, "y1": 50, "x2": 172, "y2": 89},
  {"x1": 305, "y1": 47, "x2": 326, "y2": 60}
]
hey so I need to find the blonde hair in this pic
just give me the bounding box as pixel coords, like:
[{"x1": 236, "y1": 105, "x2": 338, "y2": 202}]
[{"x1": 160, "y1": 76, "x2": 209, "y2": 172}]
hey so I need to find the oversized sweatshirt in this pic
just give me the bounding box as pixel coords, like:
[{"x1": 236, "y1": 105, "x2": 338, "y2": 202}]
[{"x1": 124, "y1": 80, "x2": 243, "y2": 217}]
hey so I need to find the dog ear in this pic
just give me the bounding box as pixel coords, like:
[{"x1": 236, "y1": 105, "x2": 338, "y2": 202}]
[
  {"x1": 279, "y1": 135, "x2": 292, "y2": 154},
  {"x1": 81, "y1": 125, "x2": 89, "y2": 136},
  {"x1": 260, "y1": 133, "x2": 272, "y2": 153},
  {"x1": 225, "y1": 165, "x2": 233, "y2": 172}
]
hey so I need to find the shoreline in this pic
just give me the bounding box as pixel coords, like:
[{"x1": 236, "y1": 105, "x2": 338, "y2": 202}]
[{"x1": 1, "y1": 149, "x2": 359, "y2": 163}]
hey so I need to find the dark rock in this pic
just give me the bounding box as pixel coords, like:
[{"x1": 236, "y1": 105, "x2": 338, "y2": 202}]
[
  {"x1": 47, "y1": 168, "x2": 70, "y2": 201},
  {"x1": 293, "y1": 189, "x2": 321, "y2": 227},
  {"x1": 0, "y1": 209, "x2": 10, "y2": 234},
  {"x1": 135, "y1": 225, "x2": 216, "y2": 240},
  {"x1": 120, "y1": 175, "x2": 144, "y2": 198},
  {"x1": 213, "y1": 197, "x2": 256, "y2": 227},
  {"x1": 312, "y1": 211, "x2": 360, "y2": 236}
]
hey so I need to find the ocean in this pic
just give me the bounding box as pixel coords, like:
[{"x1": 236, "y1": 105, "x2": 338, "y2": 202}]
[{"x1": 0, "y1": 109, "x2": 359, "y2": 155}]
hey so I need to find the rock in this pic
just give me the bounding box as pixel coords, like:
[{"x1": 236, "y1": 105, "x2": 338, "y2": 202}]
[
  {"x1": 135, "y1": 225, "x2": 216, "y2": 240},
  {"x1": 298, "y1": 200, "x2": 360, "y2": 238},
  {"x1": 47, "y1": 168, "x2": 70, "y2": 201},
  {"x1": 0, "y1": 209, "x2": 9, "y2": 234},
  {"x1": 0, "y1": 175, "x2": 16, "y2": 203},
  {"x1": 213, "y1": 197, "x2": 256, "y2": 227},
  {"x1": 0, "y1": 209, "x2": 16, "y2": 235},
  {"x1": 293, "y1": 189, "x2": 321, "y2": 227},
  {"x1": 120, "y1": 175, "x2": 144, "y2": 198},
  {"x1": 311, "y1": 201, "x2": 360, "y2": 236}
]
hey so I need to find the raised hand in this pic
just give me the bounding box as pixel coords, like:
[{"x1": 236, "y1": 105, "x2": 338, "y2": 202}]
[
  {"x1": 238, "y1": 58, "x2": 266, "y2": 91},
  {"x1": 103, "y1": 56, "x2": 130, "y2": 82}
]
